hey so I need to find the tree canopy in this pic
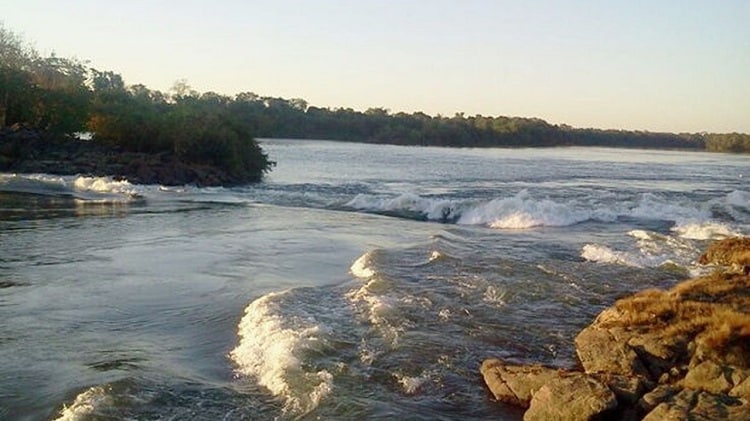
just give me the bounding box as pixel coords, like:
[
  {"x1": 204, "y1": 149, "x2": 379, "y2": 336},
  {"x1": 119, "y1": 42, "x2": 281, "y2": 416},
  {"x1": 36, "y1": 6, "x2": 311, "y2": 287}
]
[{"x1": 0, "y1": 23, "x2": 273, "y2": 183}]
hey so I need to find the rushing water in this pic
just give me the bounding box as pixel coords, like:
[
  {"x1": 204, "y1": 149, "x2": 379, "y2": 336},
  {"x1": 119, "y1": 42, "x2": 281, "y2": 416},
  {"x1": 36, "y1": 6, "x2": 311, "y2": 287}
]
[{"x1": 1, "y1": 139, "x2": 748, "y2": 420}]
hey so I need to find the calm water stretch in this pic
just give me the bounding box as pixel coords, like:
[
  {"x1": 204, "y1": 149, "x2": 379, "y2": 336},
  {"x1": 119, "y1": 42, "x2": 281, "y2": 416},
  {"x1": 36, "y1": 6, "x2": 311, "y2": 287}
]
[{"x1": 1, "y1": 139, "x2": 748, "y2": 420}]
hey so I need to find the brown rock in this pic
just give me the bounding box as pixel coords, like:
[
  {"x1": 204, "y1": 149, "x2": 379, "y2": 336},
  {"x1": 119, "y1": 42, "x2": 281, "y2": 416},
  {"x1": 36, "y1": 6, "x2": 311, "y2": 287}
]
[
  {"x1": 731, "y1": 375, "x2": 750, "y2": 398},
  {"x1": 524, "y1": 373, "x2": 617, "y2": 421},
  {"x1": 482, "y1": 240, "x2": 750, "y2": 420},
  {"x1": 682, "y1": 361, "x2": 733, "y2": 394},
  {"x1": 592, "y1": 372, "x2": 651, "y2": 405},
  {"x1": 480, "y1": 359, "x2": 562, "y2": 407},
  {"x1": 575, "y1": 324, "x2": 650, "y2": 378},
  {"x1": 639, "y1": 384, "x2": 680, "y2": 414},
  {"x1": 643, "y1": 389, "x2": 750, "y2": 420}
]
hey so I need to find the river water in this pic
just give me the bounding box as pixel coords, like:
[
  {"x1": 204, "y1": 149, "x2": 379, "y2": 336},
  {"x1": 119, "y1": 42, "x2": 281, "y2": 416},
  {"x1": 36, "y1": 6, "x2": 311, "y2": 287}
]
[{"x1": 1, "y1": 139, "x2": 748, "y2": 420}]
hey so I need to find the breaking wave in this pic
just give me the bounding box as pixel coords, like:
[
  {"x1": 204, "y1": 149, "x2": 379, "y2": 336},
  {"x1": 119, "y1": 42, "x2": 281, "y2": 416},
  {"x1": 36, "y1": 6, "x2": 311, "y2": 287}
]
[
  {"x1": 457, "y1": 191, "x2": 612, "y2": 229},
  {"x1": 343, "y1": 189, "x2": 739, "y2": 230},
  {"x1": 671, "y1": 221, "x2": 742, "y2": 240},
  {"x1": 0, "y1": 173, "x2": 140, "y2": 201},
  {"x1": 54, "y1": 386, "x2": 113, "y2": 421},
  {"x1": 580, "y1": 226, "x2": 726, "y2": 271},
  {"x1": 581, "y1": 244, "x2": 669, "y2": 268},
  {"x1": 350, "y1": 250, "x2": 378, "y2": 279},
  {"x1": 229, "y1": 290, "x2": 334, "y2": 416}
]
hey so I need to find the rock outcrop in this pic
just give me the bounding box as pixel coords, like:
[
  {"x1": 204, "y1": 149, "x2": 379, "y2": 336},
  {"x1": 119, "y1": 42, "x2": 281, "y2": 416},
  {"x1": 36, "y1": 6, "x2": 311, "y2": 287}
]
[
  {"x1": 0, "y1": 126, "x2": 262, "y2": 186},
  {"x1": 482, "y1": 237, "x2": 750, "y2": 420}
]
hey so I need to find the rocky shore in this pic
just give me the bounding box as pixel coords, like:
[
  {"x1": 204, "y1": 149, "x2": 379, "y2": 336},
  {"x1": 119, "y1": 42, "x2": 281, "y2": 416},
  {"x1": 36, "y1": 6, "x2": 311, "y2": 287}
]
[
  {"x1": 0, "y1": 127, "x2": 258, "y2": 186},
  {"x1": 482, "y1": 237, "x2": 750, "y2": 420}
]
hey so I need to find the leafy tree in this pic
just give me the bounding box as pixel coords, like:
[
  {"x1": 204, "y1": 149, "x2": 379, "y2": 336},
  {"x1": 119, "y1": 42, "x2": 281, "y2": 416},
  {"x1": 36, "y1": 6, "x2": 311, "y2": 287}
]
[
  {"x1": 0, "y1": 23, "x2": 37, "y2": 127},
  {"x1": 30, "y1": 55, "x2": 91, "y2": 134}
]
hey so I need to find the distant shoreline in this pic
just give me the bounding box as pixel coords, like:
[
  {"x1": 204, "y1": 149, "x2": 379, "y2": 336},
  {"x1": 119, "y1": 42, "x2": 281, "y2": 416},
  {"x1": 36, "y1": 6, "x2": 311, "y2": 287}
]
[{"x1": 2, "y1": 127, "x2": 747, "y2": 188}]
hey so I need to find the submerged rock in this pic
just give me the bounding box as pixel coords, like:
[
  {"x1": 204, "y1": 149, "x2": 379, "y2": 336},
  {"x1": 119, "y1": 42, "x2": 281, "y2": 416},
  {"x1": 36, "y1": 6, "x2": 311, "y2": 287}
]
[{"x1": 482, "y1": 237, "x2": 750, "y2": 420}]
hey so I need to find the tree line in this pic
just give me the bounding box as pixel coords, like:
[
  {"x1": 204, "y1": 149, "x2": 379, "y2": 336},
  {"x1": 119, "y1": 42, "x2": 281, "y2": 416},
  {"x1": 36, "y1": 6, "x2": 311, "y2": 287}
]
[
  {"x1": 1, "y1": 22, "x2": 748, "y2": 172},
  {"x1": 0, "y1": 24, "x2": 273, "y2": 182},
  {"x1": 221, "y1": 97, "x2": 748, "y2": 153}
]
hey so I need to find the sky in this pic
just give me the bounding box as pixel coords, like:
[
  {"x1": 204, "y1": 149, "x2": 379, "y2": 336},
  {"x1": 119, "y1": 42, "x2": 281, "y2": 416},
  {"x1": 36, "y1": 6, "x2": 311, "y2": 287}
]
[{"x1": 1, "y1": 0, "x2": 749, "y2": 133}]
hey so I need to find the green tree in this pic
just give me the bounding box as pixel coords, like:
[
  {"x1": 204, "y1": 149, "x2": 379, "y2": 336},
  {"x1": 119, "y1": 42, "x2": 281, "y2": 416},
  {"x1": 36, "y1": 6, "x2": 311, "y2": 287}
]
[
  {"x1": 0, "y1": 23, "x2": 36, "y2": 127},
  {"x1": 30, "y1": 55, "x2": 92, "y2": 134}
]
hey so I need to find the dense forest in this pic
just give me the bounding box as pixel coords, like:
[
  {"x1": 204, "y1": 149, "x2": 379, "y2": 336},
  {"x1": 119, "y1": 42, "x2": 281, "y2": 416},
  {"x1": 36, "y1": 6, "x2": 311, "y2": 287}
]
[
  {"x1": 0, "y1": 24, "x2": 273, "y2": 184},
  {"x1": 1, "y1": 24, "x2": 748, "y2": 185}
]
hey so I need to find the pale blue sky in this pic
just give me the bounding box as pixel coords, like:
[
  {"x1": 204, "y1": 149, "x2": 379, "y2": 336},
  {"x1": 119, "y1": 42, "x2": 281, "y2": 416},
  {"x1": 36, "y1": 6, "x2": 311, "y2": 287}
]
[{"x1": 2, "y1": 0, "x2": 748, "y2": 132}]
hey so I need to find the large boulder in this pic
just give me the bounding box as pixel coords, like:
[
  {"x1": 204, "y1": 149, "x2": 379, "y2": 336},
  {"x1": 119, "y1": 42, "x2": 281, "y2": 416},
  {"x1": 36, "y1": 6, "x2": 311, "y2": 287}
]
[
  {"x1": 480, "y1": 359, "x2": 618, "y2": 420},
  {"x1": 524, "y1": 374, "x2": 617, "y2": 421}
]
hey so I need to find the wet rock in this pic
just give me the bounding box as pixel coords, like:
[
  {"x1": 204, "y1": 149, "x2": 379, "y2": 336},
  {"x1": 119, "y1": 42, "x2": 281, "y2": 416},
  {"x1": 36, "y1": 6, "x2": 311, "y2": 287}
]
[
  {"x1": 481, "y1": 359, "x2": 619, "y2": 420},
  {"x1": 575, "y1": 323, "x2": 650, "y2": 378},
  {"x1": 482, "y1": 237, "x2": 750, "y2": 420},
  {"x1": 524, "y1": 373, "x2": 617, "y2": 421},
  {"x1": 480, "y1": 359, "x2": 561, "y2": 407}
]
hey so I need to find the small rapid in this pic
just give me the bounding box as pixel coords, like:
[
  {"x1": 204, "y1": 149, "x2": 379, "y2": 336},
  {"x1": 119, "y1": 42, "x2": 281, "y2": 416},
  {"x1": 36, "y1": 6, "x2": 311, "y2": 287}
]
[{"x1": 3, "y1": 141, "x2": 748, "y2": 420}]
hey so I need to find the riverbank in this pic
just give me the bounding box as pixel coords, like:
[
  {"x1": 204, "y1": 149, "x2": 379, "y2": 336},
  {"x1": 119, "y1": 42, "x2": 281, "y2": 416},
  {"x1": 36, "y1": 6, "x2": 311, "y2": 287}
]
[
  {"x1": 0, "y1": 127, "x2": 263, "y2": 186},
  {"x1": 482, "y1": 237, "x2": 750, "y2": 420}
]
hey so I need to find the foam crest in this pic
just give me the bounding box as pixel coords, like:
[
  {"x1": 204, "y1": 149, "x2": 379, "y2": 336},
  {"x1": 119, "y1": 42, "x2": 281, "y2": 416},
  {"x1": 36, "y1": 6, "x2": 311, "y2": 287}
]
[
  {"x1": 458, "y1": 190, "x2": 595, "y2": 229},
  {"x1": 347, "y1": 279, "x2": 397, "y2": 326},
  {"x1": 345, "y1": 193, "x2": 456, "y2": 221},
  {"x1": 581, "y1": 244, "x2": 666, "y2": 268},
  {"x1": 0, "y1": 173, "x2": 69, "y2": 195},
  {"x1": 230, "y1": 290, "x2": 333, "y2": 415},
  {"x1": 72, "y1": 176, "x2": 137, "y2": 195},
  {"x1": 671, "y1": 221, "x2": 742, "y2": 240},
  {"x1": 54, "y1": 386, "x2": 113, "y2": 421},
  {"x1": 350, "y1": 251, "x2": 377, "y2": 279},
  {"x1": 393, "y1": 371, "x2": 432, "y2": 394},
  {"x1": 0, "y1": 173, "x2": 139, "y2": 200}
]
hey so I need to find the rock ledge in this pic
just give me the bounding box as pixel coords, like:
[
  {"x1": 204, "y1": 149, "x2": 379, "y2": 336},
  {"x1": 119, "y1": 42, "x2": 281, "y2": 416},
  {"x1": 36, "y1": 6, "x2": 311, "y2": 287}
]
[{"x1": 482, "y1": 237, "x2": 750, "y2": 420}]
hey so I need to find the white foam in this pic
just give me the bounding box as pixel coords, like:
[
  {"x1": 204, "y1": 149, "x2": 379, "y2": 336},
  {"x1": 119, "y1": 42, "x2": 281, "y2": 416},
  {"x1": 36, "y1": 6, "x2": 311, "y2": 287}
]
[
  {"x1": 345, "y1": 193, "x2": 456, "y2": 220},
  {"x1": 230, "y1": 290, "x2": 333, "y2": 415},
  {"x1": 393, "y1": 371, "x2": 431, "y2": 394},
  {"x1": 671, "y1": 221, "x2": 742, "y2": 240},
  {"x1": 346, "y1": 275, "x2": 406, "y2": 347},
  {"x1": 581, "y1": 244, "x2": 660, "y2": 268},
  {"x1": 344, "y1": 190, "x2": 733, "y2": 230},
  {"x1": 54, "y1": 386, "x2": 112, "y2": 421},
  {"x1": 72, "y1": 176, "x2": 138, "y2": 196},
  {"x1": 483, "y1": 286, "x2": 507, "y2": 306},
  {"x1": 438, "y1": 308, "x2": 452, "y2": 321},
  {"x1": 350, "y1": 251, "x2": 377, "y2": 279},
  {"x1": 0, "y1": 173, "x2": 139, "y2": 200},
  {"x1": 458, "y1": 190, "x2": 606, "y2": 229},
  {"x1": 347, "y1": 279, "x2": 396, "y2": 325}
]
